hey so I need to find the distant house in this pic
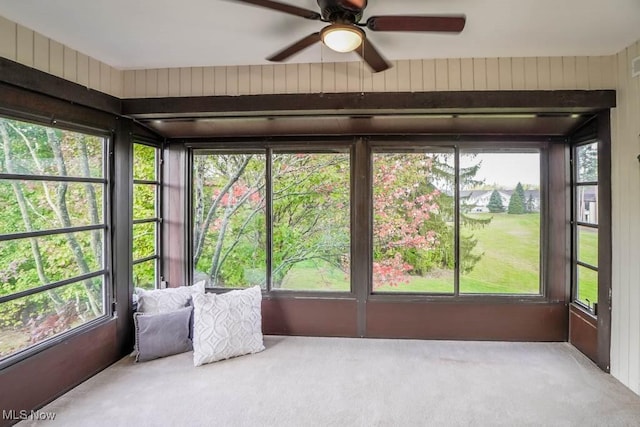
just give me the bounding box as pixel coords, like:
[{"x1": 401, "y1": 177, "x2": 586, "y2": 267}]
[
  {"x1": 577, "y1": 187, "x2": 598, "y2": 223},
  {"x1": 460, "y1": 189, "x2": 541, "y2": 213}
]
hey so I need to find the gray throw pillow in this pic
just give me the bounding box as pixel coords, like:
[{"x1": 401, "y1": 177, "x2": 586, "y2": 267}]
[{"x1": 134, "y1": 306, "x2": 193, "y2": 363}]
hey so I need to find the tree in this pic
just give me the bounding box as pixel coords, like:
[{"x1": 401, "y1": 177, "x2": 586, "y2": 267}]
[
  {"x1": 192, "y1": 152, "x2": 350, "y2": 288},
  {"x1": 507, "y1": 182, "x2": 526, "y2": 214},
  {"x1": 577, "y1": 143, "x2": 598, "y2": 182},
  {"x1": 487, "y1": 190, "x2": 505, "y2": 213},
  {"x1": 0, "y1": 117, "x2": 105, "y2": 355},
  {"x1": 372, "y1": 153, "x2": 491, "y2": 287}
]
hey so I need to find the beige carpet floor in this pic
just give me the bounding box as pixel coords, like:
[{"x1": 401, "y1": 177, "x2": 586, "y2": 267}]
[{"x1": 20, "y1": 336, "x2": 640, "y2": 426}]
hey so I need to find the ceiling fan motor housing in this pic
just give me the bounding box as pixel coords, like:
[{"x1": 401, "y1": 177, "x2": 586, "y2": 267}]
[{"x1": 317, "y1": 0, "x2": 365, "y2": 23}]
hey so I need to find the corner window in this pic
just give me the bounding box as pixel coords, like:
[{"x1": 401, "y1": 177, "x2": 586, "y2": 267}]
[
  {"x1": 132, "y1": 142, "x2": 161, "y2": 289},
  {"x1": 573, "y1": 142, "x2": 599, "y2": 312},
  {"x1": 0, "y1": 116, "x2": 108, "y2": 361}
]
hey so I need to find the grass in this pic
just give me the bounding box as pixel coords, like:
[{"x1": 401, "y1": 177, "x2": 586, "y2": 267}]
[
  {"x1": 272, "y1": 213, "x2": 598, "y2": 299},
  {"x1": 280, "y1": 213, "x2": 539, "y2": 294},
  {"x1": 458, "y1": 213, "x2": 541, "y2": 294},
  {"x1": 577, "y1": 226, "x2": 598, "y2": 305},
  {"x1": 279, "y1": 259, "x2": 349, "y2": 291}
]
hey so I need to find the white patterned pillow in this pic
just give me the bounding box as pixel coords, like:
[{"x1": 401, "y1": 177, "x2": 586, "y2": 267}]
[
  {"x1": 192, "y1": 286, "x2": 264, "y2": 367},
  {"x1": 136, "y1": 281, "x2": 205, "y2": 314}
]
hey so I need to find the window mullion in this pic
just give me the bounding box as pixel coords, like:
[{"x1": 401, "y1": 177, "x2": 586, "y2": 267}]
[{"x1": 266, "y1": 148, "x2": 273, "y2": 292}]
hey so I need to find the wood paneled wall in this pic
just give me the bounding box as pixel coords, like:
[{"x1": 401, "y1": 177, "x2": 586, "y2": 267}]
[
  {"x1": 120, "y1": 56, "x2": 617, "y2": 98},
  {"x1": 0, "y1": 15, "x2": 123, "y2": 98},
  {"x1": 610, "y1": 39, "x2": 640, "y2": 395}
]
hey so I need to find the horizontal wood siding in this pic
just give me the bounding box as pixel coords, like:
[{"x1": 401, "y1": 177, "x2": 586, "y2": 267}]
[
  {"x1": 569, "y1": 305, "x2": 598, "y2": 363},
  {"x1": 0, "y1": 15, "x2": 123, "y2": 97},
  {"x1": 610, "y1": 39, "x2": 640, "y2": 395},
  {"x1": 366, "y1": 302, "x2": 568, "y2": 342},
  {"x1": 262, "y1": 298, "x2": 357, "y2": 337}
]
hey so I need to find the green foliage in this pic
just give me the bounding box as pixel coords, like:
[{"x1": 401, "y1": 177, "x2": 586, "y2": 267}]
[
  {"x1": 0, "y1": 117, "x2": 106, "y2": 356},
  {"x1": 507, "y1": 182, "x2": 526, "y2": 214},
  {"x1": 577, "y1": 142, "x2": 598, "y2": 182},
  {"x1": 487, "y1": 190, "x2": 505, "y2": 213}
]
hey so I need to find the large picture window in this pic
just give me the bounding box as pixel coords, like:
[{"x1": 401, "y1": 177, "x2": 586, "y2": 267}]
[
  {"x1": 192, "y1": 143, "x2": 542, "y2": 297},
  {"x1": 192, "y1": 149, "x2": 351, "y2": 292},
  {"x1": 132, "y1": 142, "x2": 161, "y2": 289},
  {"x1": 0, "y1": 116, "x2": 108, "y2": 361},
  {"x1": 372, "y1": 148, "x2": 541, "y2": 295}
]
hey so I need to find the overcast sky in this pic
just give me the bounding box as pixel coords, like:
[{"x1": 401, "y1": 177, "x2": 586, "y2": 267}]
[{"x1": 462, "y1": 153, "x2": 540, "y2": 188}]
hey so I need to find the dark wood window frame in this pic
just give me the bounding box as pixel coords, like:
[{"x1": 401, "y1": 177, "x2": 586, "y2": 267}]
[
  {"x1": 567, "y1": 111, "x2": 612, "y2": 371},
  {"x1": 571, "y1": 140, "x2": 600, "y2": 314},
  {"x1": 188, "y1": 142, "x2": 356, "y2": 298},
  {"x1": 132, "y1": 139, "x2": 163, "y2": 289},
  {"x1": 0, "y1": 110, "x2": 114, "y2": 369},
  {"x1": 186, "y1": 138, "x2": 552, "y2": 301}
]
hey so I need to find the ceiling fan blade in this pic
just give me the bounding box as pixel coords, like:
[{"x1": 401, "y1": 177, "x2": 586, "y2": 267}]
[
  {"x1": 232, "y1": 0, "x2": 321, "y2": 20},
  {"x1": 366, "y1": 15, "x2": 466, "y2": 33},
  {"x1": 267, "y1": 32, "x2": 321, "y2": 62},
  {"x1": 355, "y1": 38, "x2": 391, "y2": 73}
]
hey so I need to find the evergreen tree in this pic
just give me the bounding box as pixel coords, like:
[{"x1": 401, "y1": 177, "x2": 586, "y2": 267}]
[
  {"x1": 507, "y1": 182, "x2": 526, "y2": 214},
  {"x1": 487, "y1": 190, "x2": 505, "y2": 213}
]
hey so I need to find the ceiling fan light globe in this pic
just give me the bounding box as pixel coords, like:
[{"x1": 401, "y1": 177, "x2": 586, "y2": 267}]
[{"x1": 321, "y1": 25, "x2": 363, "y2": 53}]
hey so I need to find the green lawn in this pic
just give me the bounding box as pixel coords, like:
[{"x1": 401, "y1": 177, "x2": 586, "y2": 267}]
[
  {"x1": 276, "y1": 213, "x2": 598, "y2": 299},
  {"x1": 577, "y1": 226, "x2": 598, "y2": 305},
  {"x1": 278, "y1": 259, "x2": 349, "y2": 291},
  {"x1": 458, "y1": 213, "x2": 541, "y2": 294}
]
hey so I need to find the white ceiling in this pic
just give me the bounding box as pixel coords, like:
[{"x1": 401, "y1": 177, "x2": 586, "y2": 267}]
[{"x1": 1, "y1": 0, "x2": 639, "y2": 70}]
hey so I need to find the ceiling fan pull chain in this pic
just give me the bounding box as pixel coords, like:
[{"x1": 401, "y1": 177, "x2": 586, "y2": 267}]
[{"x1": 320, "y1": 43, "x2": 325, "y2": 94}]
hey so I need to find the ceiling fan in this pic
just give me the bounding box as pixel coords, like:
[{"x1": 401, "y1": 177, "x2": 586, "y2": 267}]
[{"x1": 231, "y1": 0, "x2": 466, "y2": 73}]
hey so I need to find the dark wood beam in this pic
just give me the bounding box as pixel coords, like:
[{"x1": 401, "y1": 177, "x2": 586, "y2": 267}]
[{"x1": 122, "y1": 90, "x2": 616, "y2": 119}]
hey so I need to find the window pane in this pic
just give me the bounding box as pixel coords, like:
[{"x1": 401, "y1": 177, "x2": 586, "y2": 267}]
[
  {"x1": 372, "y1": 151, "x2": 455, "y2": 293},
  {"x1": 133, "y1": 259, "x2": 157, "y2": 290},
  {"x1": 0, "y1": 180, "x2": 103, "y2": 235},
  {"x1": 577, "y1": 226, "x2": 598, "y2": 267},
  {"x1": 192, "y1": 153, "x2": 266, "y2": 288},
  {"x1": 576, "y1": 185, "x2": 598, "y2": 224},
  {"x1": 459, "y1": 152, "x2": 540, "y2": 294},
  {"x1": 133, "y1": 183, "x2": 156, "y2": 220},
  {"x1": 0, "y1": 277, "x2": 105, "y2": 359},
  {"x1": 133, "y1": 143, "x2": 156, "y2": 181},
  {"x1": 576, "y1": 143, "x2": 598, "y2": 182},
  {"x1": 0, "y1": 117, "x2": 104, "y2": 178},
  {"x1": 576, "y1": 265, "x2": 598, "y2": 309},
  {"x1": 133, "y1": 222, "x2": 156, "y2": 260},
  {"x1": 272, "y1": 152, "x2": 350, "y2": 292},
  {"x1": 0, "y1": 230, "x2": 104, "y2": 298}
]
